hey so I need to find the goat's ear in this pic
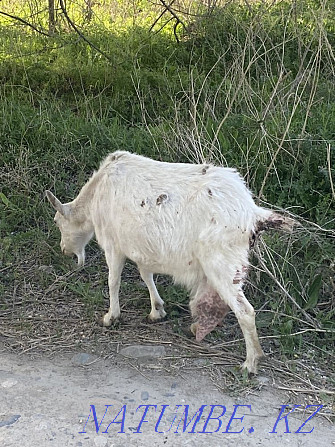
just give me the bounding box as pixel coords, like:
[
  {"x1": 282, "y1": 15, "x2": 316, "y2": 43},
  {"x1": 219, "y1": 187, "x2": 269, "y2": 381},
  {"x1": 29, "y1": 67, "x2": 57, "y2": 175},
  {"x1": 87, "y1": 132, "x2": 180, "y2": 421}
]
[{"x1": 45, "y1": 190, "x2": 68, "y2": 216}]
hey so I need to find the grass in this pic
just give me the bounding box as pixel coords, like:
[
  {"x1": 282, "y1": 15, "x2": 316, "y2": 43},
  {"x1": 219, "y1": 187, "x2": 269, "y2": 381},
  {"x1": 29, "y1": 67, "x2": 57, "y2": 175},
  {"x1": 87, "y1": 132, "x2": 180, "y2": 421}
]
[{"x1": 0, "y1": 0, "x2": 334, "y2": 392}]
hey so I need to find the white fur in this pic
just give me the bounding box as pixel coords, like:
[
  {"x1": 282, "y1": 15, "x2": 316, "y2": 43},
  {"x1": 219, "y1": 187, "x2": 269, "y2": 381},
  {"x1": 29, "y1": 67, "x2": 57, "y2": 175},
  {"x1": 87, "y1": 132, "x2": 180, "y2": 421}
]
[{"x1": 46, "y1": 151, "x2": 274, "y2": 373}]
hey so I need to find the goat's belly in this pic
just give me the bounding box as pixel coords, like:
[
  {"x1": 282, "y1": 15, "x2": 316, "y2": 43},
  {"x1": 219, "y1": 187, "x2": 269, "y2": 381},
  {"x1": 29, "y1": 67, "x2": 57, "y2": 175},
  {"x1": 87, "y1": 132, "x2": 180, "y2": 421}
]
[{"x1": 133, "y1": 253, "x2": 203, "y2": 288}]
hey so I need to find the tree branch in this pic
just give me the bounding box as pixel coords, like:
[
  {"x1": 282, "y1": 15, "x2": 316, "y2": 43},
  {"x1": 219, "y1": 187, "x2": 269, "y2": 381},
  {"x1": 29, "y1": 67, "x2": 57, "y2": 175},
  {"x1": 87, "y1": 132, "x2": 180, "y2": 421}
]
[
  {"x1": 158, "y1": 0, "x2": 186, "y2": 30},
  {"x1": 58, "y1": 0, "x2": 113, "y2": 63},
  {"x1": 0, "y1": 10, "x2": 50, "y2": 37},
  {"x1": 150, "y1": 0, "x2": 186, "y2": 42}
]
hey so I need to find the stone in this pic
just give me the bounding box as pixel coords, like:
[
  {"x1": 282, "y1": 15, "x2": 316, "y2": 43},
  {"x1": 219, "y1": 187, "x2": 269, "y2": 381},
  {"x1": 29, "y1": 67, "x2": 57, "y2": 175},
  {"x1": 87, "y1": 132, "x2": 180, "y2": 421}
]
[
  {"x1": 71, "y1": 353, "x2": 98, "y2": 366},
  {"x1": 38, "y1": 265, "x2": 53, "y2": 274},
  {"x1": 141, "y1": 391, "x2": 149, "y2": 401},
  {"x1": 93, "y1": 437, "x2": 108, "y2": 447},
  {"x1": 1, "y1": 378, "x2": 17, "y2": 388},
  {"x1": 257, "y1": 375, "x2": 270, "y2": 385},
  {"x1": 0, "y1": 415, "x2": 21, "y2": 427},
  {"x1": 119, "y1": 345, "x2": 166, "y2": 359},
  {"x1": 193, "y1": 358, "x2": 208, "y2": 367}
]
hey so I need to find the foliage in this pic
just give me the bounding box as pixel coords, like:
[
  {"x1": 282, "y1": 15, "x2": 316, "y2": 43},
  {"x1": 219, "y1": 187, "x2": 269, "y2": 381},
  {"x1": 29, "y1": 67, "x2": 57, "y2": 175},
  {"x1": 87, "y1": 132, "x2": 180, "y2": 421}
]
[{"x1": 0, "y1": 0, "x2": 334, "y2": 363}]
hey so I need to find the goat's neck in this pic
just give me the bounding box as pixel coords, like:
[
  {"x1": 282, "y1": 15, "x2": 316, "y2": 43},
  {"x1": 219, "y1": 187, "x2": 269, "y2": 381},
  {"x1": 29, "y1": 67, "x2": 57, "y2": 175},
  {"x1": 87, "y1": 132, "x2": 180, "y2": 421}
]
[{"x1": 73, "y1": 171, "x2": 102, "y2": 229}]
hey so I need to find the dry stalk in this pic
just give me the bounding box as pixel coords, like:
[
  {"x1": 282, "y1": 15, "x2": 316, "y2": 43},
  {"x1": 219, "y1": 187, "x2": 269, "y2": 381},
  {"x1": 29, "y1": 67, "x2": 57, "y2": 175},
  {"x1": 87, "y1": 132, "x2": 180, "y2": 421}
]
[
  {"x1": 254, "y1": 239, "x2": 320, "y2": 329},
  {"x1": 278, "y1": 386, "x2": 335, "y2": 396},
  {"x1": 327, "y1": 143, "x2": 335, "y2": 200}
]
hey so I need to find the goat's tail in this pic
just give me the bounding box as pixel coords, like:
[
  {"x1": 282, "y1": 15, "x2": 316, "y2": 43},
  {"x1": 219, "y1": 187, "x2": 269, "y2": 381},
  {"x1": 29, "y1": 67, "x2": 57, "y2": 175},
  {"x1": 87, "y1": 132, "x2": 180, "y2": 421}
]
[
  {"x1": 250, "y1": 211, "x2": 295, "y2": 248},
  {"x1": 257, "y1": 212, "x2": 295, "y2": 233}
]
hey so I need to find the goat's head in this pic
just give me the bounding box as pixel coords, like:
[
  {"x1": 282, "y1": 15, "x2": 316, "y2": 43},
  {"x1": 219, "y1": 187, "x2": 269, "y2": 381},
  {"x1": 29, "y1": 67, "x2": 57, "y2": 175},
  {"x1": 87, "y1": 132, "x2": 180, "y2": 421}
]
[{"x1": 45, "y1": 190, "x2": 93, "y2": 267}]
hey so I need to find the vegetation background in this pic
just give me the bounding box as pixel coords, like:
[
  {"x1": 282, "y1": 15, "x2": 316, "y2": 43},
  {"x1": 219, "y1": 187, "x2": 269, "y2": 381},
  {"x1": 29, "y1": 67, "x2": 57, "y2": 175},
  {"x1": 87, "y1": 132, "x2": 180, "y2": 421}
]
[{"x1": 0, "y1": 0, "x2": 334, "y2": 392}]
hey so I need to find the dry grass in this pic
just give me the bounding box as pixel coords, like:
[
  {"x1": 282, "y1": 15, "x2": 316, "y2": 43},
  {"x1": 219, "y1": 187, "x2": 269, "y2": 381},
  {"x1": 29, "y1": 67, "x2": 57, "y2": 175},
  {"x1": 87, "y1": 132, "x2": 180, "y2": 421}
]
[
  {"x1": 0, "y1": 0, "x2": 334, "y2": 423},
  {"x1": 1, "y1": 249, "x2": 334, "y2": 420}
]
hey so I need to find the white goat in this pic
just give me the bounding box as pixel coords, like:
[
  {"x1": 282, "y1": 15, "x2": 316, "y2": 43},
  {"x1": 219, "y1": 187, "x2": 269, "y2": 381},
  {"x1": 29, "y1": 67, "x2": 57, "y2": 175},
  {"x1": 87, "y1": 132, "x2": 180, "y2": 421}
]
[{"x1": 46, "y1": 151, "x2": 292, "y2": 373}]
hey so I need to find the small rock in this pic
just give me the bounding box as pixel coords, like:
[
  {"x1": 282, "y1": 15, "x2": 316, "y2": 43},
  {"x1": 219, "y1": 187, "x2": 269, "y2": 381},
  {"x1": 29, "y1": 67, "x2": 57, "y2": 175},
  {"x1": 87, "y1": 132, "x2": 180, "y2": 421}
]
[
  {"x1": 71, "y1": 353, "x2": 98, "y2": 366},
  {"x1": 38, "y1": 265, "x2": 53, "y2": 273},
  {"x1": 36, "y1": 421, "x2": 50, "y2": 431},
  {"x1": 257, "y1": 375, "x2": 270, "y2": 385},
  {"x1": 93, "y1": 437, "x2": 108, "y2": 447},
  {"x1": 0, "y1": 415, "x2": 20, "y2": 427},
  {"x1": 193, "y1": 358, "x2": 208, "y2": 367},
  {"x1": 141, "y1": 391, "x2": 149, "y2": 401},
  {"x1": 166, "y1": 412, "x2": 177, "y2": 422},
  {"x1": 1, "y1": 378, "x2": 17, "y2": 388},
  {"x1": 119, "y1": 345, "x2": 166, "y2": 359}
]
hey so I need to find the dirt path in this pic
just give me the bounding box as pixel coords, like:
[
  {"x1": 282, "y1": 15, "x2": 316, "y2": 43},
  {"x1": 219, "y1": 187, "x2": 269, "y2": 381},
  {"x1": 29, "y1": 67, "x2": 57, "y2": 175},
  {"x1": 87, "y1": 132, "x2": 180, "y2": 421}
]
[{"x1": 1, "y1": 346, "x2": 333, "y2": 447}]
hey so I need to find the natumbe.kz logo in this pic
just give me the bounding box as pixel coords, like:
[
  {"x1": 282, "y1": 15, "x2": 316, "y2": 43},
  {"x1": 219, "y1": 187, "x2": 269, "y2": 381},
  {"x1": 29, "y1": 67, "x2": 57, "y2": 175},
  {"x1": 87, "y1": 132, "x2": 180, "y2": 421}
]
[{"x1": 79, "y1": 403, "x2": 323, "y2": 435}]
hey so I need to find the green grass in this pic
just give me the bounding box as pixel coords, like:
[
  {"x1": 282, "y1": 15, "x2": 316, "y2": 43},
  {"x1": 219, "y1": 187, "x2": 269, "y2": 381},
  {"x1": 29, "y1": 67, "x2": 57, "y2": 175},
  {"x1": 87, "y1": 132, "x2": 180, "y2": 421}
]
[{"x1": 0, "y1": 0, "x2": 334, "y2": 370}]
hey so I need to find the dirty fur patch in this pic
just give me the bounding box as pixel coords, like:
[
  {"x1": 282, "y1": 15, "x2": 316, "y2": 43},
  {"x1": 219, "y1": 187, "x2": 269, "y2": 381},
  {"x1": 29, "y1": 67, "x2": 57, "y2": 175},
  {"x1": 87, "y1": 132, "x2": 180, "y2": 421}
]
[
  {"x1": 193, "y1": 291, "x2": 230, "y2": 341},
  {"x1": 156, "y1": 194, "x2": 168, "y2": 205},
  {"x1": 250, "y1": 213, "x2": 295, "y2": 248}
]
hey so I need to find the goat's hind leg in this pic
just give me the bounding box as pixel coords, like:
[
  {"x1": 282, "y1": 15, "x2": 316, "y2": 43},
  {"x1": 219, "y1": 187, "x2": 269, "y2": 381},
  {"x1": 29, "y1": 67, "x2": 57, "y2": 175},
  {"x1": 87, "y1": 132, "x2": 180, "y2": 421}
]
[
  {"x1": 233, "y1": 290, "x2": 264, "y2": 373},
  {"x1": 199, "y1": 256, "x2": 263, "y2": 374}
]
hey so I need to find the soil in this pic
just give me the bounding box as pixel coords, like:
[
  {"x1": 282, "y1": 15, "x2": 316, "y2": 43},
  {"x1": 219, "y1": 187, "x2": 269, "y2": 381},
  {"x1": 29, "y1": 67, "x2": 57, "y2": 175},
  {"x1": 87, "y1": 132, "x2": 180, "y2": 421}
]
[
  {"x1": 1, "y1": 342, "x2": 334, "y2": 447},
  {"x1": 1, "y1": 260, "x2": 334, "y2": 446}
]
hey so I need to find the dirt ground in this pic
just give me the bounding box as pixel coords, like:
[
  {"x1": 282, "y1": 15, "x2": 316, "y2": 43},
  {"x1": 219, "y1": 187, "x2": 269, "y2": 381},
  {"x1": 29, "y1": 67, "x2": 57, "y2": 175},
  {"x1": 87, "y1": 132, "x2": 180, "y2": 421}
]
[
  {"x1": 1, "y1": 339, "x2": 334, "y2": 447},
  {"x1": 1, "y1": 258, "x2": 334, "y2": 446}
]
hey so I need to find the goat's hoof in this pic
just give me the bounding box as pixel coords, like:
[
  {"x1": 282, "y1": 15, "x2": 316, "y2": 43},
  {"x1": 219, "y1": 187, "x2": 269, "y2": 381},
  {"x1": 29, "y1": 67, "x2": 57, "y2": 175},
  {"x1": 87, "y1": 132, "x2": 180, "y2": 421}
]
[
  {"x1": 190, "y1": 323, "x2": 198, "y2": 336},
  {"x1": 241, "y1": 358, "x2": 262, "y2": 375},
  {"x1": 241, "y1": 349, "x2": 264, "y2": 375},
  {"x1": 146, "y1": 314, "x2": 166, "y2": 323},
  {"x1": 159, "y1": 308, "x2": 167, "y2": 319},
  {"x1": 241, "y1": 366, "x2": 257, "y2": 376},
  {"x1": 147, "y1": 308, "x2": 167, "y2": 322},
  {"x1": 98, "y1": 314, "x2": 120, "y2": 327},
  {"x1": 179, "y1": 326, "x2": 195, "y2": 338}
]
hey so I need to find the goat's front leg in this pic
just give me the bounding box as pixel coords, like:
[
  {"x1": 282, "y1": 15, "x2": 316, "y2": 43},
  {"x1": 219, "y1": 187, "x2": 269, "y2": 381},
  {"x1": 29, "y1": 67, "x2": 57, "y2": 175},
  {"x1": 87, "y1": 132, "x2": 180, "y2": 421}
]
[
  {"x1": 139, "y1": 267, "x2": 166, "y2": 321},
  {"x1": 102, "y1": 250, "x2": 125, "y2": 327}
]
